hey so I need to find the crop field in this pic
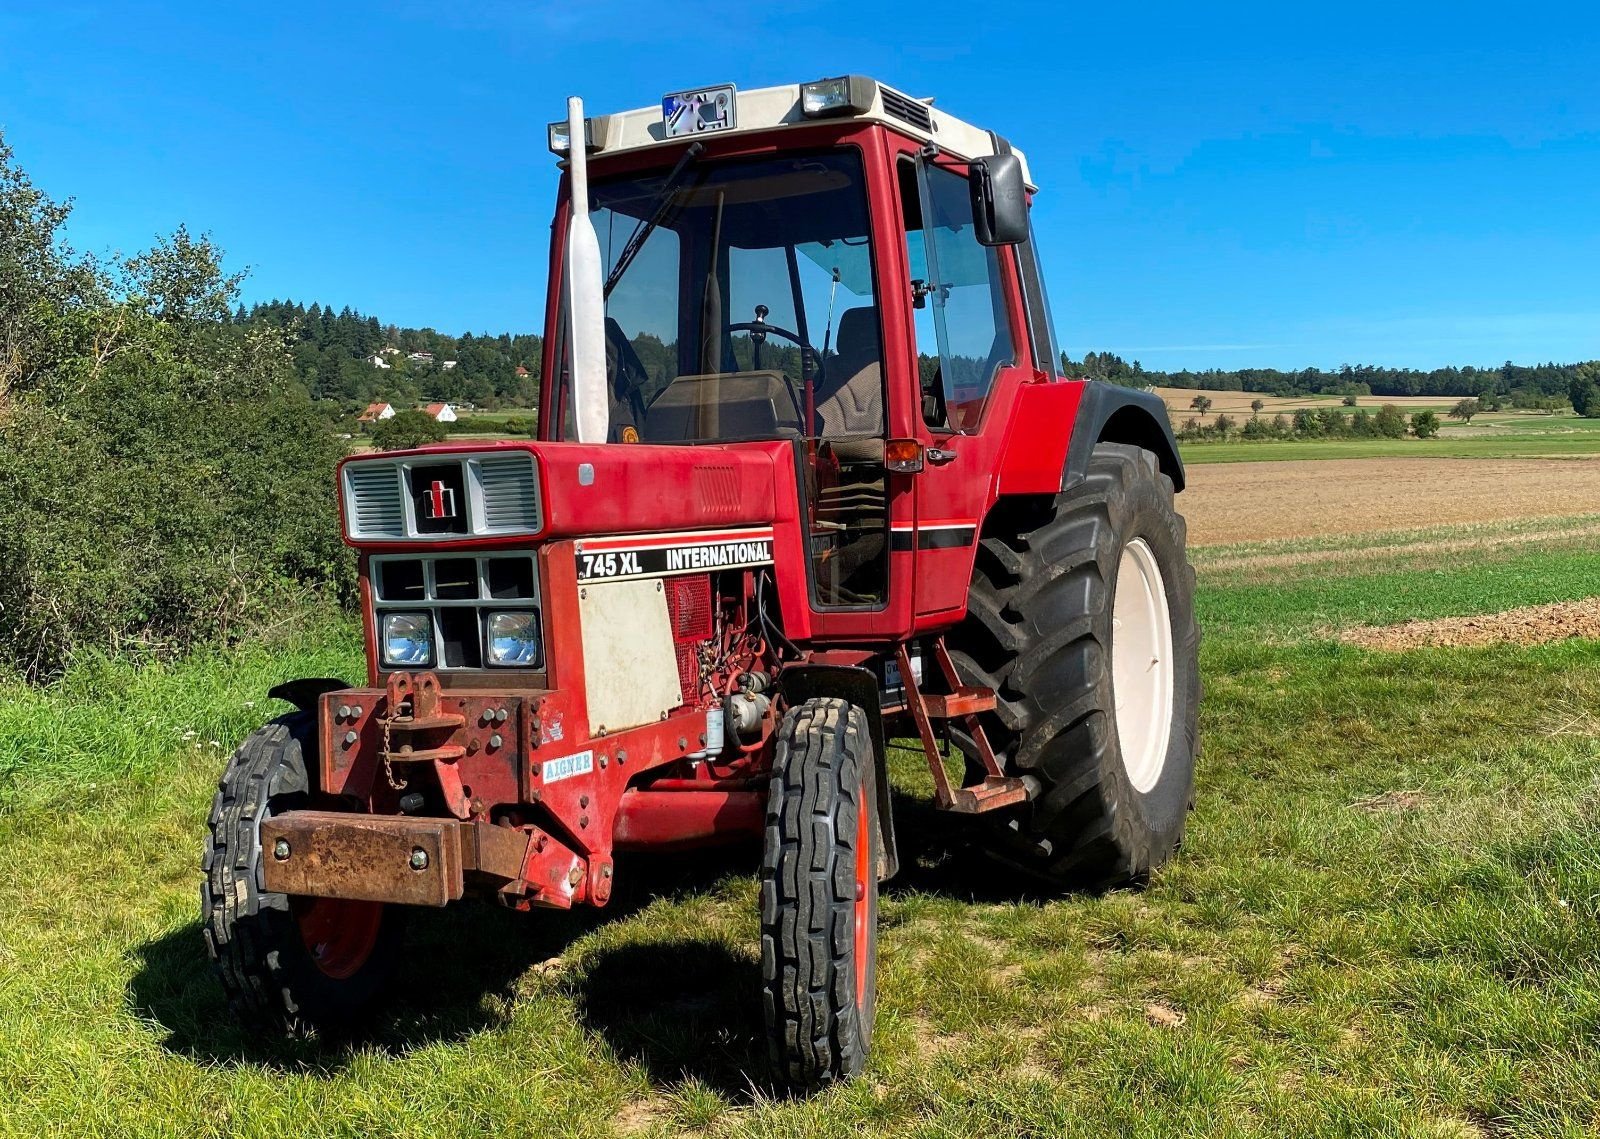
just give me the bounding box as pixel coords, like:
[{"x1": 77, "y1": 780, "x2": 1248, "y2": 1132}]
[
  {"x1": 1180, "y1": 455, "x2": 1600, "y2": 544},
  {"x1": 5, "y1": 463, "x2": 1600, "y2": 1136}
]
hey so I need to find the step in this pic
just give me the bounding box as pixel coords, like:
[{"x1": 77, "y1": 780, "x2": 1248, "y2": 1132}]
[
  {"x1": 940, "y1": 776, "x2": 1029, "y2": 814},
  {"x1": 921, "y1": 687, "x2": 996, "y2": 718}
]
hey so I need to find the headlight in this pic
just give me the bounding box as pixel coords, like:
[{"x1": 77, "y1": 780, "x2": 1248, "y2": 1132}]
[
  {"x1": 381, "y1": 612, "x2": 434, "y2": 667},
  {"x1": 800, "y1": 75, "x2": 875, "y2": 118},
  {"x1": 486, "y1": 611, "x2": 542, "y2": 667}
]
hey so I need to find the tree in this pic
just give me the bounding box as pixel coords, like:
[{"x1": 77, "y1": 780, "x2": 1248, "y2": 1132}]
[
  {"x1": 1373, "y1": 404, "x2": 1408, "y2": 439},
  {"x1": 1213, "y1": 413, "x2": 1235, "y2": 438},
  {"x1": 1569, "y1": 368, "x2": 1600, "y2": 418},
  {"x1": 1250, "y1": 398, "x2": 1265, "y2": 415},
  {"x1": 1448, "y1": 398, "x2": 1481, "y2": 423},
  {"x1": 1342, "y1": 393, "x2": 1359, "y2": 407},
  {"x1": 1411, "y1": 410, "x2": 1440, "y2": 438},
  {"x1": 1190, "y1": 394, "x2": 1212, "y2": 417},
  {"x1": 373, "y1": 408, "x2": 447, "y2": 450}
]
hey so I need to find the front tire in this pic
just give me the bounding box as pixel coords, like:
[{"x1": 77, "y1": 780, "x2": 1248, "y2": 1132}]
[
  {"x1": 202, "y1": 712, "x2": 403, "y2": 1035},
  {"x1": 948, "y1": 442, "x2": 1201, "y2": 888},
  {"x1": 760, "y1": 698, "x2": 879, "y2": 1093}
]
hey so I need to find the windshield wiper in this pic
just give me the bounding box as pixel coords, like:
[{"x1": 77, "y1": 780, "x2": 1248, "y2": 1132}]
[{"x1": 602, "y1": 141, "x2": 704, "y2": 300}]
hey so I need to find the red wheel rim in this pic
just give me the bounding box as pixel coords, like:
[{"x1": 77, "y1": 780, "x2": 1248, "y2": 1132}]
[
  {"x1": 292, "y1": 896, "x2": 383, "y2": 980},
  {"x1": 853, "y1": 770, "x2": 873, "y2": 1007}
]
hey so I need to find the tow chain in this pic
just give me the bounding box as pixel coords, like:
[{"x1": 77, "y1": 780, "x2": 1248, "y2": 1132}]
[{"x1": 380, "y1": 705, "x2": 407, "y2": 791}]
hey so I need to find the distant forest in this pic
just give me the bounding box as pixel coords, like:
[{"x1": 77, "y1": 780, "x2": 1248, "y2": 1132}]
[
  {"x1": 1066, "y1": 350, "x2": 1588, "y2": 402},
  {"x1": 234, "y1": 300, "x2": 1589, "y2": 413},
  {"x1": 239, "y1": 301, "x2": 542, "y2": 409}
]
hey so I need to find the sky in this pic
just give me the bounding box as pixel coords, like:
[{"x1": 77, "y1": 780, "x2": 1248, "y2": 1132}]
[{"x1": 1, "y1": 1, "x2": 1596, "y2": 372}]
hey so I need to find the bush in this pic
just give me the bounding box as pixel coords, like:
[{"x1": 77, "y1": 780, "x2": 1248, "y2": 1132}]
[
  {"x1": 1374, "y1": 404, "x2": 1408, "y2": 439},
  {"x1": 0, "y1": 133, "x2": 353, "y2": 680},
  {"x1": 1411, "y1": 410, "x2": 1441, "y2": 438},
  {"x1": 372, "y1": 409, "x2": 448, "y2": 450}
]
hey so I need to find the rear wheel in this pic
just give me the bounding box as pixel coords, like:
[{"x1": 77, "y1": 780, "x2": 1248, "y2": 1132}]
[
  {"x1": 202, "y1": 712, "x2": 403, "y2": 1035},
  {"x1": 760, "y1": 698, "x2": 878, "y2": 1092},
  {"x1": 948, "y1": 442, "x2": 1200, "y2": 888}
]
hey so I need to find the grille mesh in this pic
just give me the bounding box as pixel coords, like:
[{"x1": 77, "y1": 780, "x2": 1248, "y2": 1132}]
[
  {"x1": 346, "y1": 464, "x2": 405, "y2": 538},
  {"x1": 880, "y1": 87, "x2": 933, "y2": 131},
  {"x1": 664, "y1": 575, "x2": 713, "y2": 701},
  {"x1": 478, "y1": 454, "x2": 541, "y2": 532}
]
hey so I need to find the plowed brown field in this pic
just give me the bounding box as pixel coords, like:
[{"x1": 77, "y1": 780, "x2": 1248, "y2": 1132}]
[{"x1": 1181, "y1": 456, "x2": 1600, "y2": 545}]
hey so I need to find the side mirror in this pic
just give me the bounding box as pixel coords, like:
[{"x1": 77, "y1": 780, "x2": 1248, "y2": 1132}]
[{"x1": 968, "y1": 153, "x2": 1028, "y2": 246}]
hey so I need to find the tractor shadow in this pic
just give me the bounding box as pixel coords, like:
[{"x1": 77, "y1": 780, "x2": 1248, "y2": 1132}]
[
  {"x1": 880, "y1": 785, "x2": 1069, "y2": 904},
  {"x1": 128, "y1": 846, "x2": 746, "y2": 1074},
  {"x1": 571, "y1": 938, "x2": 770, "y2": 1100},
  {"x1": 127, "y1": 902, "x2": 601, "y2": 1073}
]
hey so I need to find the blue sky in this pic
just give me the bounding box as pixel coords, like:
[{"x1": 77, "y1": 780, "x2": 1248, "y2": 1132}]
[{"x1": 1, "y1": 1, "x2": 1596, "y2": 371}]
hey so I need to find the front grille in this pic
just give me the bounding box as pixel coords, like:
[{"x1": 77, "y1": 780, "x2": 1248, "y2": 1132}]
[
  {"x1": 478, "y1": 453, "x2": 541, "y2": 532},
  {"x1": 880, "y1": 87, "x2": 933, "y2": 132},
  {"x1": 346, "y1": 464, "x2": 406, "y2": 538},
  {"x1": 373, "y1": 552, "x2": 541, "y2": 671}
]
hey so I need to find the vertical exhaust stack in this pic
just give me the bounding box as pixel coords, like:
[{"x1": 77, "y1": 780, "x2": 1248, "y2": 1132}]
[{"x1": 564, "y1": 96, "x2": 610, "y2": 445}]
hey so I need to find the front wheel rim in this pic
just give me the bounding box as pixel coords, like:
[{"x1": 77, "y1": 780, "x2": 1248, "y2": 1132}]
[
  {"x1": 1111, "y1": 537, "x2": 1176, "y2": 793},
  {"x1": 292, "y1": 895, "x2": 384, "y2": 980}
]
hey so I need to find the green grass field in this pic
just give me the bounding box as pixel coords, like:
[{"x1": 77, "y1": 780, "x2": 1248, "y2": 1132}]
[{"x1": 4, "y1": 522, "x2": 1600, "y2": 1136}]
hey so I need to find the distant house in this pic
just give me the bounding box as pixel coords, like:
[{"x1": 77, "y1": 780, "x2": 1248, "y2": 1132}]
[
  {"x1": 380, "y1": 346, "x2": 402, "y2": 356},
  {"x1": 441, "y1": 360, "x2": 458, "y2": 371},
  {"x1": 358, "y1": 402, "x2": 396, "y2": 424},
  {"x1": 514, "y1": 365, "x2": 530, "y2": 379},
  {"x1": 422, "y1": 402, "x2": 458, "y2": 423},
  {"x1": 407, "y1": 351, "x2": 435, "y2": 364},
  {"x1": 366, "y1": 353, "x2": 391, "y2": 369}
]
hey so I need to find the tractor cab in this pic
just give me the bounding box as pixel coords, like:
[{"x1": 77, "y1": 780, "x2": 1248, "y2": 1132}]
[{"x1": 541, "y1": 77, "x2": 1055, "y2": 632}]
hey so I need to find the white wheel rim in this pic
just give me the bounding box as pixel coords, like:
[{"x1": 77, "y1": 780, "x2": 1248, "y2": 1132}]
[{"x1": 1111, "y1": 538, "x2": 1175, "y2": 793}]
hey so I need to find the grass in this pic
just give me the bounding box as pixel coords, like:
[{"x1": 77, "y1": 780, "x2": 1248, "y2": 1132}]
[{"x1": 6, "y1": 529, "x2": 1600, "y2": 1135}]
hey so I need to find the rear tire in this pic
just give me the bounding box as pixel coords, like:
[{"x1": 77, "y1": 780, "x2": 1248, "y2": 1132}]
[
  {"x1": 760, "y1": 698, "x2": 878, "y2": 1093},
  {"x1": 948, "y1": 442, "x2": 1200, "y2": 888},
  {"x1": 202, "y1": 712, "x2": 403, "y2": 1035}
]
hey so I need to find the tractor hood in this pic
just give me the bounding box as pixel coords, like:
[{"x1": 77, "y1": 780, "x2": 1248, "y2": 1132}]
[{"x1": 337, "y1": 440, "x2": 786, "y2": 549}]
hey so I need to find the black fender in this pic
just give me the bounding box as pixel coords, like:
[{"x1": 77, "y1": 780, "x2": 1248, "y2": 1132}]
[
  {"x1": 777, "y1": 664, "x2": 900, "y2": 881},
  {"x1": 266, "y1": 677, "x2": 350, "y2": 714},
  {"x1": 1065, "y1": 380, "x2": 1185, "y2": 493}
]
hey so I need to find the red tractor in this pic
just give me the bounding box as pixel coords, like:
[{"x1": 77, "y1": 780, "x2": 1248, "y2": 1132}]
[{"x1": 203, "y1": 77, "x2": 1199, "y2": 1092}]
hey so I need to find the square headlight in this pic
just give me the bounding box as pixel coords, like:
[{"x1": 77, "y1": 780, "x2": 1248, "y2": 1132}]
[
  {"x1": 380, "y1": 612, "x2": 434, "y2": 667},
  {"x1": 800, "y1": 75, "x2": 876, "y2": 118},
  {"x1": 486, "y1": 611, "x2": 542, "y2": 667}
]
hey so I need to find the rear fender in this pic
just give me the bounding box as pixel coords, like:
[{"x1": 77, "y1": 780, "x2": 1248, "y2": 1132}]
[
  {"x1": 777, "y1": 664, "x2": 899, "y2": 881},
  {"x1": 1065, "y1": 381, "x2": 1185, "y2": 492}
]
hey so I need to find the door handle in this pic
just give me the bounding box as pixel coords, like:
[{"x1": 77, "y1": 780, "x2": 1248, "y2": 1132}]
[{"x1": 925, "y1": 447, "x2": 957, "y2": 465}]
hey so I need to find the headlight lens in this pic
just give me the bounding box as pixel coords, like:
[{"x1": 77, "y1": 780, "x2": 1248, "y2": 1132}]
[
  {"x1": 381, "y1": 612, "x2": 434, "y2": 667},
  {"x1": 486, "y1": 611, "x2": 542, "y2": 667}
]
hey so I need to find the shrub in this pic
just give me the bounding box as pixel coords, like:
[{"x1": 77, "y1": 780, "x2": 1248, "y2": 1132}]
[
  {"x1": 1374, "y1": 404, "x2": 1408, "y2": 439},
  {"x1": 1411, "y1": 410, "x2": 1441, "y2": 438},
  {"x1": 373, "y1": 409, "x2": 448, "y2": 450},
  {"x1": 0, "y1": 132, "x2": 352, "y2": 680}
]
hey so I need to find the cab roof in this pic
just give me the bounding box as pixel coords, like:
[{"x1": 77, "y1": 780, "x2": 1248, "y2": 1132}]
[{"x1": 557, "y1": 77, "x2": 1035, "y2": 190}]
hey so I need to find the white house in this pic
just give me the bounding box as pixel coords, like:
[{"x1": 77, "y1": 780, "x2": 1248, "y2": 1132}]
[
  {"x1": 423, "y1": 402, "x2": 458, "y2": 423},
  {"x1": 366, "y1": 353, "x2": 391, "y2": 369},
  {"x1": 357, "y1": 402, "x2": 396, "y2": 424}
]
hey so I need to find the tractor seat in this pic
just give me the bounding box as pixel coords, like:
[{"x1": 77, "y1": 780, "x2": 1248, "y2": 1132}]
[{"x1": 816, "y1": 307, "x2": 884, "y2": 439}]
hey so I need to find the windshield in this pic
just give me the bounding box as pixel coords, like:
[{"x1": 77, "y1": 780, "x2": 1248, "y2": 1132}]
[{"x1": 554, "y1": 150, "x2": 884, "y2": 444}]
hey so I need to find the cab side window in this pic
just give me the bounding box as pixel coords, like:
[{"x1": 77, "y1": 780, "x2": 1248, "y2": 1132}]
[{"x1": 908, "y1": 161, "x2": 1016, "y2": 431}]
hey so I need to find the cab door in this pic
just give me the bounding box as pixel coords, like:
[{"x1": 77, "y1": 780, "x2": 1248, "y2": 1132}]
[{"x1": 894, "y1": 152, "x2": 1035, "y2": 624}]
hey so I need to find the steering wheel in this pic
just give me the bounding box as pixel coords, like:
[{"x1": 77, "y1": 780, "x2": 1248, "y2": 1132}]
[{"x1": 726, "y1": 305, "x2": 817, "y2": 428}]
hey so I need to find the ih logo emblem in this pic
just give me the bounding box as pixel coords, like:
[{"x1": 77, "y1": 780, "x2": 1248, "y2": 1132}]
[{"x1": 424, "y1": 479, "x2": 457, "y2": 520}]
